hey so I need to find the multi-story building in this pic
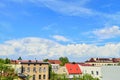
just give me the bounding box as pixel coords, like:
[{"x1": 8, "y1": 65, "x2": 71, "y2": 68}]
[
  {"x1": 11, "y1": 60, "x2": 49, "y2": 80},
  {"x1": 21, "y1": 60, "x2": 49, "y2": 80},
  {"x1": 101, "y1": 66, "x2": 120, "y2": 80},
  {"x1": 48, "y1": 60, "x2": 61, "y2": 73},
  {"x1": 85, "y1": 58, "x2": 119, "y2": 66},
  {"x1": 79, "y1": 65, "x2": 101, "y2": 79},
  {"x1": 56, "y1": 66, "x2": 67, "y2": 75}
]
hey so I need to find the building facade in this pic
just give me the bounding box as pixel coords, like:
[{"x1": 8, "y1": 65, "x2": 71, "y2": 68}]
[
  {"x1": 48, "y1": 60, "x2": 61, "y2": 73},
  {"x1": 79, "y1": 65, "x2": 101, "y2": 79},
  {"x1": 21, "y1": 60, "x2": 49, "y2": 80},
  {"x1": 101, "y1": 66, "x2": 120, "y2": 80},
  {"x1": 85, "y1": 58, "x2": 118, "y2": 66}
]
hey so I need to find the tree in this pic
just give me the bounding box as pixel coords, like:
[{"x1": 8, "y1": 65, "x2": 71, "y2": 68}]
[
  {"x1": 18, "y1": 56, "x2": 22, "y2": 60},
  {"x1": 59, "y1": 57, "x2": 69, "y2": 66},
  {"x1": 80, "y1": 74, "x2": 100, "y2": 80},
  {"x1": 0, "y1": 62, "x2": 18, "y2": 80},
  {"x1": 43, "y1": 59, "x2": 49, "y2": 62},
  {"x1": 4, "y1": 58, "x2": 10, "y2": 64},
  {"x1": 0, "y1": 58, "x2": 4, "y2": 63}
]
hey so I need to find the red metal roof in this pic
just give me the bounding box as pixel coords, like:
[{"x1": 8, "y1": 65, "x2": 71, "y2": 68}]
[{"x1": 65, "y1": 63, "x2": 82, "y2": 74}]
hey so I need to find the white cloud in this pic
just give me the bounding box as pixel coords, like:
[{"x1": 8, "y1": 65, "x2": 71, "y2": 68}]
[
  {"x1": 36, "y1": 0, "x2": 95, "y2": 16},
  {"x1": 0, "y1": 37, "x2": 120, "y2": 60},
  {"x1": 93, "y1": 26, "x2": 120, "y2": 39},
  {"x1": 52, "y1": 35, "x2": 70, "y2": 42},
  {"x1": 9, "y1": 0, "x2": 95, "y2": 16}
]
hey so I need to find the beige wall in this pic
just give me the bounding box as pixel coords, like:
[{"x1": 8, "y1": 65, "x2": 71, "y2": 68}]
[
  {"x1": 56, "y1": 66, "x2": 67, "y2": 75},
  {"x1": 21, "y1": 63, "x2": 49, "y2": 80},
  {"x1": 86, "y1": 62, "x2": 118, "y2": 66},
  {"x1": 10, "y1": 64, "x2": 22, "y2": 73}
]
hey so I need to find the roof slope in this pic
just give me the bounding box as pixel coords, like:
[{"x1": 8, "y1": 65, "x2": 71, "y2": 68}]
[
  {"x1": 48, "y1": 60, "x2": 62, "y2": 64},
  {"x1": 65, "y1": 63, "x2": 82, "y2": 74}
]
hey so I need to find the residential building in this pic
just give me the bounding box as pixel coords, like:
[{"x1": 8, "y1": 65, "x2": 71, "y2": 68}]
[
  {"x1": 101, "y1": 66, "x2": 120, "y2": 80},
  {"x1": 79, "y1": 65, "x2": 101, "y2": 79},
  {"x1": 21, "y1": 60, "x2": 49, "y2": 80},
  {"x1": 56, "y1": 66, "x2": 67, "y2": 75},
  {"x1": 48, "y1": 60, "x2": 61, "y2": 73},
  {"x1": 65, "y1": 63, "x2": 82, "y2": 79},
  {"x1": 85, "y1": 58, "x2": 118, "y2": 66},
  {"x1": 10, "y1": 60, "x2": 23, "y2": 74},
  {"x1": 11, "y1": 60, "x2": 49, "y2": 80}
]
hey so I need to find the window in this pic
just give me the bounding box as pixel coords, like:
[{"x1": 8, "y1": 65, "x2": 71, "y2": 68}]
[
  {"x1": 63, "y1": 68, "x2": 65, "y2": 72},
  {"x1": 56, "y1": 66, "x2": 58, "y2": 69},
  {"x1": 91, "y1": 71, "x2": 94, "y2": 75},
  {"x1": 27, "y1": 67, "x2": 30, "y2": 73},
  {"x1": 33, "y1": 75, "x2": 35, "y2": 80},
  {"x1": 34, "y1": 64, "x2": 36, "y2": 66},
  {"x1": 22, "y1": 67, "x2": 25, "y2": 73},
  {"x1": 43, "y1": 75, "x2": 46, "y2": 79},
  {"x1": 28, "y1": 64, "x2": 30, "y2": 66},
  {"x1": 96, "y1": 71, "x2": 99, "y2": 75},
  {"x1": 33, "y1": 67, "x2": 36, "y2": 73},
  {"x1": 39, "y1": 67, "x2": 42, "y2": 73},
  {"x1": 39, "y1": 75, "x2": 41, "y2": 79},
  {"x1": 39, "y1": 64, "x2": 42, "y2": 66},
  {"x1": 43, "y1": 67, "x2": 46, "y2": 72}
]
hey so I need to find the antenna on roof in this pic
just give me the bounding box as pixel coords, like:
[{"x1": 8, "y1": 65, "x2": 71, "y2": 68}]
[{"x1": 35, "y1": 58, "x2": 37, "y2": 62}]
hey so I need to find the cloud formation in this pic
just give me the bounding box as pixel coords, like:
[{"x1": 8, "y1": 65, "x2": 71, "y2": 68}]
[
  {"x1": 34, "y1": 0, "x2": 95, "y2": 16},
  {"x1": 8, "y1": 0, "x2": 96, "y2": 17},
  {"x1": 93, "y1": 26, "x2": 120, "y2": 39},
  {"x1": 0, "y1": 37, "x2": 120, "y2": 60},
  {"x1": 52, "y1": 35, "x2": 70, "y2": 42}
]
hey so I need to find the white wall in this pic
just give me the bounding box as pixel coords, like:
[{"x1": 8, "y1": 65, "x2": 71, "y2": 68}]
[
  {"x1": 79, "y1": 65, "x2": 101, "y2": 79},
  {"x1": 51, "y1": 64, "x2": 60, "y2": 72},
  {"x1": 101, "y1": 66, "x2": 120, "y2": 80}
]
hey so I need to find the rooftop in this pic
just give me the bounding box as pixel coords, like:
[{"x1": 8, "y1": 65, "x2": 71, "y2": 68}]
[
  {"x1": 48, "y1": 60, "x2": 62, "y2": 64},
  {"x1": 65, "y1": 63, "x2": 82, "y2": 74}
]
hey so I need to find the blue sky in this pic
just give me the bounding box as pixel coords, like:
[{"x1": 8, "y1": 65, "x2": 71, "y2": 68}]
[{"x1": 0, "y1": 0, "x2": 120, "y2": 62}]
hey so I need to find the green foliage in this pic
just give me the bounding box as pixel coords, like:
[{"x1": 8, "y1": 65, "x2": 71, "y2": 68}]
[
  {"x1": 26, "y1": 75, "x2": 32, "y2": 80},
  {"x1": 0, "y1": 63, "x2": 18, "y2": 80},
  {"x1": 0, "y1": 58, "x2": 10, "y2": 64},
  {"x1": 49, "y1": 73, "x2": 100, "y2": 80},
  {"x1": 59, "y1": 57, "x2": 69, "y2": 66},
  {"x1": 80, "y1": 74, "x2": 100, "y2": 80},
  {"x1": 0, "y1": 58, "x2": 5, "y2": 63},
  {"x1": 43, "y1": 59, "x2": 49, "y2": 62},
  {"x1": 0, "y1": 58, "x2": 18, "y2": 80},
  {"x1": 50, "y1": 72, "x2": 68, "y2": 80},
  {"x1": 118, "y1": 62, "x2": 120, "y2": 65},
  {"x1": 18, "y1": 56, "x2": 22, "y2": 60},
  {"x1": 4, "y1": 58, "x2": 10, "y2": 64}
]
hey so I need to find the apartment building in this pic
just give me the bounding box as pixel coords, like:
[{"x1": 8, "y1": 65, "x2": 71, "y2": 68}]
[
  {"x1": 79, "y1": 65, "x2": 101, "y2": 79},
  {"x1": 85, "y1": 58, "x2": 119, "y2": 66},
  {"x1": 20, "y1": 60, "x2": 49, "y2": 80},
  {"x1": 101, "y1": 66, "x2": 120, "y2": 80},
  {"x1": 11, "y1": 60, "x2": 49, "y2": 80},
  {"x1": 48, "y1": 60, "x2": 61, "y2": 73}
]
